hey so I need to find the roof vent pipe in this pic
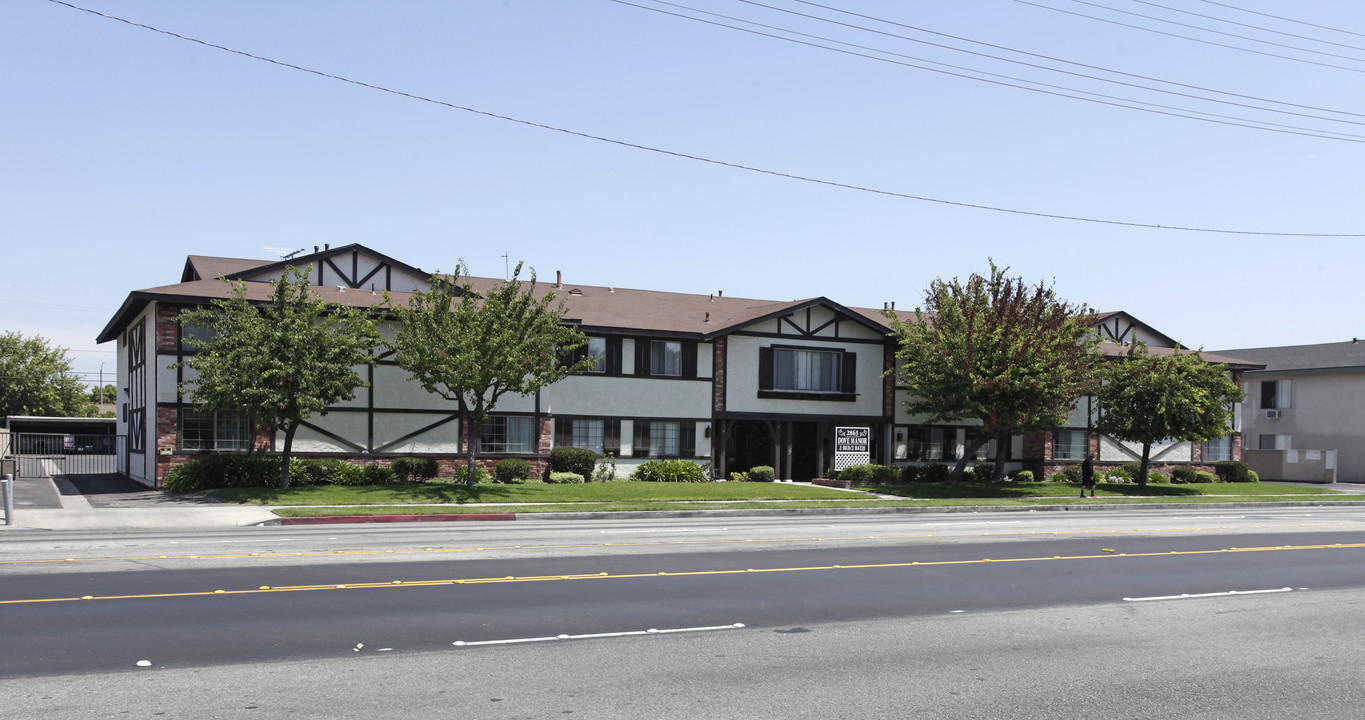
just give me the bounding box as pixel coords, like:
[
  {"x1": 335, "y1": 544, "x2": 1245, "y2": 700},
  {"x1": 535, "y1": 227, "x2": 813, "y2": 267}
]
[
  {"x1": 325, "y1": 243, "x2": 330, "y2": 250},
  {"x1": 891, "y1": 301, "x2": 896, "y2": 311},
  {"x1": 705, "y1": 312, "x2": 711, "y2": 323},
  {"x1": 718, "y1": 290, "x2": 723, "y2": 298},
  {"x1": 314, "y1": 245, "x2": 319, "y2": 253},
  {"x1": 556, "y1": 270, "x2": 562, "y2": 288}
]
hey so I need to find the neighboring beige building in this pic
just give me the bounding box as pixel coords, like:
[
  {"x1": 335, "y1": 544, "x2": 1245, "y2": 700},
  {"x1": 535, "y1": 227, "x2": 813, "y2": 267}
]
[{"x1": 1211, "y1": 341, "x2": 1365, "y2": 483}]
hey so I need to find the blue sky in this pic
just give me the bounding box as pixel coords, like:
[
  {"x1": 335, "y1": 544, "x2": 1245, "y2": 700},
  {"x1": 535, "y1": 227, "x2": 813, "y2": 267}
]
[{"x1": 3, "y1": 0, "x2": 1363, "y2": 388}]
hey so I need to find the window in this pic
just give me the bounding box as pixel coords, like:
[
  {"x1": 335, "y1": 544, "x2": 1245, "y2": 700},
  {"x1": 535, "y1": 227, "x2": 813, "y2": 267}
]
[
  {"x1": 650, "y1": 421, "x2": 680, "y2": 456},
  {"x1": 181, "y1": 409, "x2": 251, "y2": 451},
  {"x1": 1202, "y1": 436, "x2": 1233, "y2": 462},
  {"x1": 759, "y1": 346, "x2": 856, "y2": 399},
  {"x1": 774, "y1": 348, "x2": 840, "y2": 392},
  {"x1": 1053, "y1": 430, "x2": 1087, "y2": 460},
  {"x1": 633, "y1": 419, "x2": 694, "y2": 458},
  {"x1": 572, "y1": 419, "x2": 604, "y2": 454},
  {"x1": 1260, "y1": 380, "x2": 1291, "y2": 409},
  {"x1": 179, "y1": 322, "x2": 219, "y2": 351},
  {"x1": 651, "y1": 341, "x2": 682, "y2": 377},
  {"x1": 965, "y1": 429, "x2": 999, "y2": 461},
  {"x1": 921, "y1": 427, "x2": 946, "y2": 461},
  {"x1": 585, "y1": 337, "x2": 606, "y2": 373},
  {"x1": 478, "y1": 416, "x2": 534, "y2": 454},
  {"x1": 1259, "y1": 434, "x2": 1291, "y2": 450}
]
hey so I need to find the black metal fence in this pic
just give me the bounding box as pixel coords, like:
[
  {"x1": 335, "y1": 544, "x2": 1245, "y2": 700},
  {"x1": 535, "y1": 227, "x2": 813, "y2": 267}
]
[{"x1": 1, "y1": 432, "x2": 125, "y2": 478}]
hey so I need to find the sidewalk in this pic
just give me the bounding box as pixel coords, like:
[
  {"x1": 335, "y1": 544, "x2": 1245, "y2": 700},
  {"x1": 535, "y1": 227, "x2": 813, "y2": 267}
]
[{"x1": 3, "y1": 474, "x2": 1363, "y2": 531}]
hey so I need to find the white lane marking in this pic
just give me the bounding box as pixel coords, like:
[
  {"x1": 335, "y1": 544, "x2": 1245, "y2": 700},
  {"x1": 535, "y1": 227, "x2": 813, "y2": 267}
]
[
  {"x1": 599, "y1": 528, "x2": 729, "y2": 534},
  {"x1": 1124, "y1": 587, "x2": 1293, "y2": 602},
  {"x1": 1178, "y1": 516, "x2": 1246, "y2": 520},
  {"x1": 453, "y1": 623, "x2": 745, "y2": 647},
  {"x1": 916, "y1": 521, "x2": 1022, "y2": 527}
]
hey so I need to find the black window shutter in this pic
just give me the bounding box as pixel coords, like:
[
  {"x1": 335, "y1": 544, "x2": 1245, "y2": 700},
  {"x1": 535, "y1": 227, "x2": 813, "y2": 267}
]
[
  {"x1": 680, "y1": 422, "x2": 695, "y2": 457},
  {"x1": 635, "y1": 339, "x2": 650, "y2": 377},
  {"x1": 758, "y1": 347, "x2": 774, "y2": 390},
  {"x1": 607, "y1": 337, "x2": 623, "y2": 376},
  {"x1": 633, "y1": 421, "x2": 650, "y2": 457},
  {"x1": 555, "y1": 418, "x2": 571, "y2": 448},
  {"x1": 604, "y1": 419, "x2": 621, "y2": 455},
  {"x1": 682, "y1": 341, "x2": 698, "y2": 379},
  {"x1": 842, "y1": 351, "x2": 857, "y2": 394}
]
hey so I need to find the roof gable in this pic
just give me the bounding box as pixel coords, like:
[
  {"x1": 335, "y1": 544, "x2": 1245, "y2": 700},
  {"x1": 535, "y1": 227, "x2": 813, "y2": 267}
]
[{"x1": 226, "y1": 243, "x2": 431, "y2": 292}]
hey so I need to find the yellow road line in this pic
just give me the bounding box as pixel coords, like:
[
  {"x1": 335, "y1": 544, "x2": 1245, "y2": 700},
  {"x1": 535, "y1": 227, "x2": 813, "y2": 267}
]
[
  {"x1": 3, "y1": 542, "x2": 1360, "y2": 606},
  {"x1": 2, "y1": 522, "x2": 1361, "y2": 567}
]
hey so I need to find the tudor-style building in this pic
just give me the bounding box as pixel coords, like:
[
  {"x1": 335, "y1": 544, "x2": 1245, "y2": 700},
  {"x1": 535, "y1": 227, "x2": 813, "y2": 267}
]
[{"x1": 97, "y1": 244, "x2": 1258, "y2": 487}]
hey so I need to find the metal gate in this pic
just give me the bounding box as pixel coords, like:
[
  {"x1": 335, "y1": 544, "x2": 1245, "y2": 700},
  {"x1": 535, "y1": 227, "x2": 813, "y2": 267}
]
[{"x1": 3, "y1": 432, "x2": 125, "y2": 478}]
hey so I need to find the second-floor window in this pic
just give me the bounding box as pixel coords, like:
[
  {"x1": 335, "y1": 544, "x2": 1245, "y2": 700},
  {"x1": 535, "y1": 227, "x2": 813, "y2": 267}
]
[
  {"x1": 774, "y1": 348, "x2": 841, "y2": 392},
  {"x1": 1260, "y1": 380, "x2": 1291, "y2": 409},
  {"x1": 651, "y1": 341, "x2": 682, "y2": 377}
]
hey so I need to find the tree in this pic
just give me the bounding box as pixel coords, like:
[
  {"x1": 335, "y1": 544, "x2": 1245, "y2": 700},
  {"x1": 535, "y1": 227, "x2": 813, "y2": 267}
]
[
  {"x1": 0, "y1": 331, "x2": 92, "y2": 418},
  {"x1": 89, "y1": 384, "x2": 117, "y2": 405},
  {"x1": 176, "y1": 266, "x2": 381, "y2": 488},
  {"x1": 386, "y1": 262, "x2": 595, "y2": 486},
  {"x1": 886, "y1": 262, "x2": 1101, "y2": 483},
  {"x1": 1096, "y1": 342, "x2": 1244, "y2": 487}
]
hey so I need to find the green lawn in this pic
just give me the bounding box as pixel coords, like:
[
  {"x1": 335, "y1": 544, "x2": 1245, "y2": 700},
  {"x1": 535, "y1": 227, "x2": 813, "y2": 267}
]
[
  {"x1": 204, "y1": 479, "x2": 1359, "y2": 518},
  {"x1": 207, "y1": 480, "x2": 859, "y2": 506}
]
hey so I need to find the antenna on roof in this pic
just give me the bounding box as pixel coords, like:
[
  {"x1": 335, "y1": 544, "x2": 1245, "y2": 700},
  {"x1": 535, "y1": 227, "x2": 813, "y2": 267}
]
[
  {"x1": 501, "y1": 253, "x2": 509, "y2": 280},
  {"x1": 265, "y1": 247, "x2": 306, "y2": 260}
]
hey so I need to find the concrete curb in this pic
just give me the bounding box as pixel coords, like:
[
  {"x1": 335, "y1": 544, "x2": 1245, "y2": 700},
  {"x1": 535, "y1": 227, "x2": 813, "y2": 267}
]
[{"x1": 264, "y1": 499, "x2": 1365, "y2": 525}]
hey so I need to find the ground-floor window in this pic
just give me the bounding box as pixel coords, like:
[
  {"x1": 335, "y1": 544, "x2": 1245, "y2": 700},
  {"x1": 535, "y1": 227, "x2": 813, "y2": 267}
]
[
  {"x1": 1053, "y1": 429, "x2": 1087, "y2": 460},
  {"x1": 634, "y1": 419, "x2": 694, "y2": 458},
  {"x1": 1202, "y1": 436, "x2": 1233, "y2": 462},
  {"x1": 478, "y1": 415, "x2": 535, "y2": 454},
  {"x1": 573, "y1": 419, "x2": 605, "y2": 454},
  {"x1": 181, "y1": 408, "x2": 252, "y2": 451}
]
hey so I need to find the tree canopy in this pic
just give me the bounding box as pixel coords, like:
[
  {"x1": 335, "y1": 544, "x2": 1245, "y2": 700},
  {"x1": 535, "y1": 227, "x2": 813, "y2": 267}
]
[
  {"x1": 0, "y1": 331, "x2": 93, "y2": 418},
  {"x1": 886, "y1": 261, "x2": 1101, "y2": 482},
  {"x1": 386, "y1": 262, "x2": 595, "y2": 485},
  {"x1": 175, "y1": 266, "x2": 381, "y2": 488},
  {"x1": 1096, "y1": 342, "x2": 1244, "y2": 486}
]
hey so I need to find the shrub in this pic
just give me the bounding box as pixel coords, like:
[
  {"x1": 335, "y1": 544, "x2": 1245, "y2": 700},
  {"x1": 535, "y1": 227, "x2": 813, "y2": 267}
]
[
  {"x1": 1170, "y1": 466, "x2": 1198, "y2": 484},
  {"x1": 163, "y1": 460, "x2": 209, "y2": 493},
  {"x1": 392, "y1": 457, "x2": 439, "y2": 483},
  {"x1": 1193, "y1": 471, "x2": 1217, "y2": 484},
  {"x1": 632, "y1": 460, "x2": 707, "y2": 483},
  {"x1": 839, "y1": 464, "x2": 898, "y2": 484},
  {"x1": 592, "y1": 453, "x2": 618, "y2": 482},
  {"x1": 495, "y1": 458, "x2": 533, "y2": 484},
  {"x1": 1012, "y1": 470, "x2": 1034, "y2": 482},
  {"x1": 747, "y1": 465, "x2": 775, "y2": 483},
  {"x1": 1107, "y1": 467, "x2": 1132, "y2": 482},
  {"x1": 547, "y1": 471, "x2": 585, "y2": 484},
  {"x1": 973, "y1": 463, "x2": 996, "y2": 481},
  {"x1": 549, "y1": 447, "x2": 598, "y2": 479},
  {"x1": 900, "y1": 465, "x2": 921, "y2": 483},
  {"x1": 729, "y1": 471, "x2": 749, "y2": 482},
  {"x1": 1214, "y1": 461, "x2": 1252, "y2": 483},
  {"x1": 1101, "y1": 472, "x2": 1125, "y2": 485},
  {"x1": 361, "y1": 464, "x2": 396, "y2": 485},
  {"x1": 825, "y1": 468, "x2": 841, "y2": 480},
  {"x1": 450, "y1": 466, "x2": 493, "y2": 485},
  {"x1": 1247, "y1": 470, "x2": 1260, "y2": 483},
  {"x1": 1148, "y1": 471, "x2": 1170, "y2": 484},
  {"x1": 1053, "y1": 464, "x2": 1082, "y2": 483},
  {"x1": 1120, "y1": 462, "x2": 1143, "y2": 478},
  {"x1": 1049, "y1": 472, "x2": 1068, "y2": 483},
  {"x1": 920, "y1": 463, "x2": 950, "y2": 483}
]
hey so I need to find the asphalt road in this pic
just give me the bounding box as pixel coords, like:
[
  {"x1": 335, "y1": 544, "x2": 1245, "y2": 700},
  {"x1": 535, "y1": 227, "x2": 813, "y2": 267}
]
[{"x1": 6, "y1": 508, "x2": 1365, "y2": 718}]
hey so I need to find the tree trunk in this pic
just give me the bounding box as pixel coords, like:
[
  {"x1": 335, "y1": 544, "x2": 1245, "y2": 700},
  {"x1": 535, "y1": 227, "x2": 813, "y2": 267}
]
[
  {"x1": 464, "y1": 418, "x2": 480, "y2": 487},
  {"x1": 949, "y1": 435, "x2": 992, "y2": 484},
  {"x1": 1137, "y1": 441, "x2": 1152, "y2": 488},
  {"x1": 993, "y1": 430, "x2": 1010, "y2": 481},
  {"x1": 279, "y1": 423, "x2": 297, "y2": 489}
]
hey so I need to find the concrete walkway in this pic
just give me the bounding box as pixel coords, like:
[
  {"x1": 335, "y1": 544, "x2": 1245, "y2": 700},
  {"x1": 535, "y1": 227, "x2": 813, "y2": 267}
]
[{"x1": 2, "y1": 474, "x2": 278, "y2": 531}]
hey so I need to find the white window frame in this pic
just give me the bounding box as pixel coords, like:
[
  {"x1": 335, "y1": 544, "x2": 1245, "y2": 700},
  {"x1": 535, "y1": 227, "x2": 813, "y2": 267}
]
[{"x1": 181, "y1": 409, "x2": 252, "y2": 451}]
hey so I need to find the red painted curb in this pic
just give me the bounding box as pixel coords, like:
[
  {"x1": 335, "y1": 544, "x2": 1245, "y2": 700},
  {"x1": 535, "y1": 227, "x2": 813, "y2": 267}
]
[{"x1": 280, "y1": 513, "x2": 516, "y2": 525}]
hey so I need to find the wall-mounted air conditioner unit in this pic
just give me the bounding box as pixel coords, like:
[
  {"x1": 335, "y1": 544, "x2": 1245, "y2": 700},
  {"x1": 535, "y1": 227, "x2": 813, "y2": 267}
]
[{"x1": 1265, "y1": 409, "x2": 1282, "y2": 419}]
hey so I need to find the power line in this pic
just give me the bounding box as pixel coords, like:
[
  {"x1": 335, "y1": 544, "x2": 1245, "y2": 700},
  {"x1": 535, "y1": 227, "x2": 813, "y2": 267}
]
[
  {"x1": 1192, "y1": 0, "x2": 1365, "y2": 42},
  {"x1": 1017, "y1": 0, "x2": 1365, "y2": 72},
  {"x1": 622, "y1": 1, "x2": 1365, "y2": 142},
  {"x1": 42, "y1": 0, "x2": 1365, "y2": 237},
  {"x1": 781, "y1": 0, "x2": 1365, "y2": 122},
  {"x1": 1127, "y1": 0, "x2": 1365, "y2": 54}
]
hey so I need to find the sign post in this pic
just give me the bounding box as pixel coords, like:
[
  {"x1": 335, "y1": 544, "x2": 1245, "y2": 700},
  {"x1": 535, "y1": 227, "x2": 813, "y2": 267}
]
[{"x1": 834, "y1": 426, "x2": 871, "y2": 471}]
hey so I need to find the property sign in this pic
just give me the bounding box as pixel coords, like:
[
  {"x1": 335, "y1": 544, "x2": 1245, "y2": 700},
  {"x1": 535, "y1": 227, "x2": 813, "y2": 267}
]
[
  {"x1": 63, "y1": 435, "x2": 75, "y2": 451},
  {"x1": 834, "y1": 426, "x2": 870, "y2": 470}
]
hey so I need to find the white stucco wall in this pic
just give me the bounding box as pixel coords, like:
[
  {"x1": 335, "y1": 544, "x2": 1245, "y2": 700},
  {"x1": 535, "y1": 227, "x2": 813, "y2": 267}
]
[
  {"x1": 546, "y1": 376, "x2": 710, "y2": 418},
  {"x1": 725, "y1": 324, "x2": 886, "y2": 417},
  {"x1": 1241, "y1": 371, "x2": 1365, "y2": 482}
]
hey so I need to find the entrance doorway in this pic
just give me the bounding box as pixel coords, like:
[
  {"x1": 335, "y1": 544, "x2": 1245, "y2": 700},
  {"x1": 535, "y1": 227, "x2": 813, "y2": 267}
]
[{"x1": 724, "y1": 420, "x2": 823, "y2": 481}]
